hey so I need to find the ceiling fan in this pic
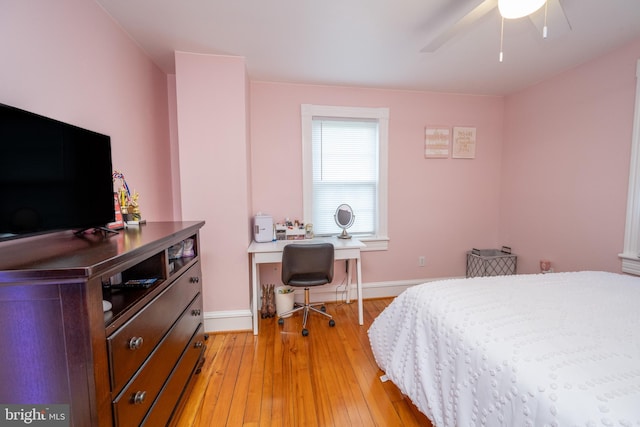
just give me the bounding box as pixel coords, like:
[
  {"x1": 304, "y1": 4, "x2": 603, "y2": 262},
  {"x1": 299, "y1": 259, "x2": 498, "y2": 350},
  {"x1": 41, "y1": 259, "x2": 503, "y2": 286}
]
[{"x1": 420, "y1": 0, "x2": 572, "y2": 53}]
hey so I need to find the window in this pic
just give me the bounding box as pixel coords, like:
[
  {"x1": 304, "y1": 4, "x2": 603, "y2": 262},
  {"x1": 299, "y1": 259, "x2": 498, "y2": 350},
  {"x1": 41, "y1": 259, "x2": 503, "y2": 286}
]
[{"x1": 301, "y1": 104, "x2": 389, "y2": 250}]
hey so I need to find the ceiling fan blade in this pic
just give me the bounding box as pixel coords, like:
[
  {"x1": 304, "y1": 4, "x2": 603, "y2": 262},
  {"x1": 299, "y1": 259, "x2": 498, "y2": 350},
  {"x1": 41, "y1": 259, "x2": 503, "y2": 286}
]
[
  {"x1": 528, "y1": 0, "x2": 572, "y2": 39},
  {"x1": 420, "y1": 0, "x2": 498, "y2": 53}
]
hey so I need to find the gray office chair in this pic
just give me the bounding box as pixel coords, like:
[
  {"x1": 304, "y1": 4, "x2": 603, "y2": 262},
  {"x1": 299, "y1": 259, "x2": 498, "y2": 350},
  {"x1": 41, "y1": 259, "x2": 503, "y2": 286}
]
[{"x1": 277, "y1": 243, "x2": 335, "y2": 336}]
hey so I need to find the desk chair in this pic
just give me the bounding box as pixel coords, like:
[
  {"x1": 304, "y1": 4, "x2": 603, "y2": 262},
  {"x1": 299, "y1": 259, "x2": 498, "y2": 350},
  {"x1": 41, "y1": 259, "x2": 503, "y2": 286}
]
[{"x1": 277, "y1": 243, "x2": 335, "y2": 336}]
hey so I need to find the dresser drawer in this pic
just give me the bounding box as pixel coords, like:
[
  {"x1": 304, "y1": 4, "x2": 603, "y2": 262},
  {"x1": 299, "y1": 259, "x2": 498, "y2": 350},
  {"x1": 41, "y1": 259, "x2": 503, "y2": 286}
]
[
  {"x1": 108, "y1": 263, "x2": 202, "y2": 393},
  {"x1": 112, "y1": 293, "x2": 203, "y2": 426},
  {"x1": 141, "y1": 324, "x2": 206, "y2": 427}
]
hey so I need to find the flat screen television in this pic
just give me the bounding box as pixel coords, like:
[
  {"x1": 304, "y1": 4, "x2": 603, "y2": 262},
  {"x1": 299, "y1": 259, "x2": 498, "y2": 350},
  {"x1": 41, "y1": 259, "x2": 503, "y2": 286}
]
[{"x1": 0, "y1": 103, "x2": 115, "y2": 241}]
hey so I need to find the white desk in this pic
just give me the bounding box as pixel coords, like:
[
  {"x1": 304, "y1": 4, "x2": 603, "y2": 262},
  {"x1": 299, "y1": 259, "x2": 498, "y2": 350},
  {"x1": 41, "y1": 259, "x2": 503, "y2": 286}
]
[{"x1": 247, "y1": 236, "x2": 365, "y2": 335}]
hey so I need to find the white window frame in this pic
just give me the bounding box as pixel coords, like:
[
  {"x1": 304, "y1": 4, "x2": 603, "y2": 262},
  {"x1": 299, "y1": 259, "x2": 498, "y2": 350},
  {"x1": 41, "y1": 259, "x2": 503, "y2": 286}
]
[
  {"x1": 301, "y1": 104, "x2": 389, "y2": 251},
  {"x1": 620, "y1": 59, "x2": 640, "y2": 274}
]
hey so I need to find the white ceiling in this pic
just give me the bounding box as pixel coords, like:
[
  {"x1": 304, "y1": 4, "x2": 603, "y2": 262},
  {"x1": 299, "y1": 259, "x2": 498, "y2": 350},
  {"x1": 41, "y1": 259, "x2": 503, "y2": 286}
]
[{"x1": 95, "y1": 0, "x2": 640, "y2": 95}]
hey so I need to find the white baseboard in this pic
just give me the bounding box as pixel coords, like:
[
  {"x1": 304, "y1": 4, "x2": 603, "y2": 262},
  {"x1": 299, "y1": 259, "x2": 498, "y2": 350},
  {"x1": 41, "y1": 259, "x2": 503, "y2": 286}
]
[
  {"x1": 204, "y1": 309, "x2": 253, "y2": 333},
  {"x1": 203, "y1": 276, "x2": 460, "y2": 333}
]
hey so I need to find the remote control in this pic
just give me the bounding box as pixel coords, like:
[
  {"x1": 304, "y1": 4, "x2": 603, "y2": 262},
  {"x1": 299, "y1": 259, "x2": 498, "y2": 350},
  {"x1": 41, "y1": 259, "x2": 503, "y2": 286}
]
[{"x1": 110, "y1": 278, "x2": 158, "y2": 289}]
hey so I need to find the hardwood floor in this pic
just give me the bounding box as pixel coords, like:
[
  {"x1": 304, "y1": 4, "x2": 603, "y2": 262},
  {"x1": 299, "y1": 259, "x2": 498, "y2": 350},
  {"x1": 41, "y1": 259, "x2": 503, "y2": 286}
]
[{"x1": 174, "y1": 298, "x2": 433, "y2": 427}]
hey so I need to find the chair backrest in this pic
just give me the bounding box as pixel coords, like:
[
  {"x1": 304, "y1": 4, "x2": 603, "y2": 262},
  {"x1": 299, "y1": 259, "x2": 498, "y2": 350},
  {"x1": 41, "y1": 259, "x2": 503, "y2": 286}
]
[{"x1": 281, "y1": 243, "x2": 334, "y2": 287}]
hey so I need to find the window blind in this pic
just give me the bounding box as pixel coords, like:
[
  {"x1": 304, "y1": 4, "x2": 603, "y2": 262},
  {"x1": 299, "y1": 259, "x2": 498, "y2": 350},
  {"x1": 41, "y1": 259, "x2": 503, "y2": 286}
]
[{"x1": 311, "y1": 117, "x2": 378, "y2": 236}]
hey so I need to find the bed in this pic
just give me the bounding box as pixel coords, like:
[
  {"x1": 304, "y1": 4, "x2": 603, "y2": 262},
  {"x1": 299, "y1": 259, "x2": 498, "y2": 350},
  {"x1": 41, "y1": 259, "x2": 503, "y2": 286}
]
[{"x1": 368, "y1": 271, "x2": 640, "y2": 427}]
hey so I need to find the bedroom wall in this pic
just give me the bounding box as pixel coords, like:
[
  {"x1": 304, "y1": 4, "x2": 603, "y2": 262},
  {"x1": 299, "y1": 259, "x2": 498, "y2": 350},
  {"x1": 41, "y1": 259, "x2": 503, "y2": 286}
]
[
  {"x1": 7, "y1": 0, "x2": 638, "y2": 329},
  {"x1": 0, "y1": 0, "x2": 173, "y2": 222},
  {"x1": 250, "y1": 83, "x2": 505, "y2": 285},
  {"x1": 500, "y1": 38, "x2": 640, "y2": 274},
  {"x1": 174, "y1": 53, "x2": 252, "y2": 327}
]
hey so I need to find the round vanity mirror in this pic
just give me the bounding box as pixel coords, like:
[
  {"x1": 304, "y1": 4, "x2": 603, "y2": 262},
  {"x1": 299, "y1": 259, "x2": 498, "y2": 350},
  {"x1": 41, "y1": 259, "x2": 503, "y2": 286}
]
[{"x1": 334, "y1": 204, "x2": 355, "y2": 239}]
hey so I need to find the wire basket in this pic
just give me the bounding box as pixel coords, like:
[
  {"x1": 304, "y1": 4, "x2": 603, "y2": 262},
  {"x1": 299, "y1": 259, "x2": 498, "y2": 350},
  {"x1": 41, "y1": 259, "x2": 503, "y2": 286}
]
[{"x1": 466, "y1": 246, "x2": 517, "y2": 278}]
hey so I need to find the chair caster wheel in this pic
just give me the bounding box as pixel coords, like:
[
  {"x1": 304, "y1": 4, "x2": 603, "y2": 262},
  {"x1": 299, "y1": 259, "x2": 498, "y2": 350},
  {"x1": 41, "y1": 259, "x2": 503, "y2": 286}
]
[
  {"x1": 302, "y1": 328, "x2": 309, "y2": 336},
  {"x1": 278, "y1": 318, "x2": 284, "y2": 325},
  {"x1": 320, "y1": 305, "x2": 326, "y2": 312},
  {"x1": 329, "y1": 319, "x2": 335, "y2": 327}
]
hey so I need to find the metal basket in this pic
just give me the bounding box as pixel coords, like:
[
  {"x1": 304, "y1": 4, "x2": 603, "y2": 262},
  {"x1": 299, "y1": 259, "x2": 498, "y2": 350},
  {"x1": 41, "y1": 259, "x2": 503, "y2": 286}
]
[{"x1": 466, "y1": 246, "x2": 517, "y2": 278}]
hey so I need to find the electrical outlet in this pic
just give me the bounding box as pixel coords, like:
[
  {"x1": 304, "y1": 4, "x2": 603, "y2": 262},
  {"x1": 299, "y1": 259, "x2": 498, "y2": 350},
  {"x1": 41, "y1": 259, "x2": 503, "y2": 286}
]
[{"x1": 418, "y1": 256, "x2": 425, "y2": 267}]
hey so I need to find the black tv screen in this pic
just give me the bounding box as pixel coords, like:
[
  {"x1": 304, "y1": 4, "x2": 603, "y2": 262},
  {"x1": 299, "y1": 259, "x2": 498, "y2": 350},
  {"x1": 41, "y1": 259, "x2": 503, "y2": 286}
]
[{"x1": 0, "y1": 103, "x2": 115, "y2": 241}]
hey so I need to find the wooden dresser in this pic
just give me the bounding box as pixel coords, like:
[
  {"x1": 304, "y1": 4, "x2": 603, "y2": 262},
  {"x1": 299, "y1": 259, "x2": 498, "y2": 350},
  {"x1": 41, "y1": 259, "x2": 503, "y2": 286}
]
[{"x1": 0, "y1": 221, "x2": 206, "y2": 426}]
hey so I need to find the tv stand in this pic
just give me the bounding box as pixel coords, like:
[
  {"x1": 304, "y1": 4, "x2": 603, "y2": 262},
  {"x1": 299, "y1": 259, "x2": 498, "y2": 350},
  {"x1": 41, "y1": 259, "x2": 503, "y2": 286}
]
[{"x1": 0, "y1": 221, "x2": 205, "y2": 426}]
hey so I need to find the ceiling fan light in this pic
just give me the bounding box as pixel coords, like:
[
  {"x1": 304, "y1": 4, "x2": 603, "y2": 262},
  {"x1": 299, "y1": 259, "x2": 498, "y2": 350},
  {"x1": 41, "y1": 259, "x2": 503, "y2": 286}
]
[{"x1": 498, "y1": 0, "x2": 546, "y2": 19}]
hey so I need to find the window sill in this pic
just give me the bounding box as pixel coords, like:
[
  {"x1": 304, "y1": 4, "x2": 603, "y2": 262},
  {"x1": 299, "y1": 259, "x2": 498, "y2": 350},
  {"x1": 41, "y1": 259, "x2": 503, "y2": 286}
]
[
  {"x1": 315, "y1": 234, "x2": 389, "y2": 251},
  {"x1": 359, "y1": 236, "x2": 389, "y2": 252},
  {"x1": 619, "y1": 252, "x2": 640, "y2": 276}
]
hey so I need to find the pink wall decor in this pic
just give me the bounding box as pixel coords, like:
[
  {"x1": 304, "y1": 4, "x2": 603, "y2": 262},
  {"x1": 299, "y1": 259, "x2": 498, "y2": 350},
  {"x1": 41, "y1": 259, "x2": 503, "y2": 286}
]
[
  {"x1": 425, "y1": 127, "x2": 451, "y2": 158},
  {"x1": 452, "y1": 127, "x2": 477, "y2": 159}
]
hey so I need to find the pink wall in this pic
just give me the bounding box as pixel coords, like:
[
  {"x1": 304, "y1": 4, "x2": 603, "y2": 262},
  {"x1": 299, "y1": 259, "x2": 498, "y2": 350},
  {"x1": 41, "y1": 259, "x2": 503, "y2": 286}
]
[
  {"x1": 6, "y1": 0, "x2": 640, "y2": 320},
  {"x1": 167, "y1": 77, "x2": 183, "y2": 221},
  {"x1": 174, "y1": 53, "x2": 252, "y2": 312},
  {"x1": 250, "y1": 83, "x2": 505, "y2": 283},
  {"x1": 0, "y1": 0, "x2": 173, "y2": 222},
  {"x1": 500, "y1": 38, "x2": 640, "y2": 273}
]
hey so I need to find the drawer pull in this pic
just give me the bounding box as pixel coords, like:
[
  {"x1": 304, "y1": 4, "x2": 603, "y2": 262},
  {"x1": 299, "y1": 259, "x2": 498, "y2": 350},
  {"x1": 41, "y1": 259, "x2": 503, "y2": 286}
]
[
  {"x1": 128, "y1": 337, "x2": 144, "y2": 350},
  {"x1": 191, "y1": 309, "x2": 201, "y2": 316},
  {"x1": 194, "y1": 341, "x2": 204, "y2": 349},
  {"x1": 189, "y1": 276, "x2": 200, "y2": 284},
  {"x1": 132, "y1": 391, "x2": 146, "y2": 405}
]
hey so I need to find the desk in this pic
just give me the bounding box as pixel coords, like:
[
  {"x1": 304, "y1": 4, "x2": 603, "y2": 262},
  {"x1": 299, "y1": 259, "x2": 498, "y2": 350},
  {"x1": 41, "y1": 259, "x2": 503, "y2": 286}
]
[{"x1": 248, "y1": 237, "x2": 365, "y2": 335}]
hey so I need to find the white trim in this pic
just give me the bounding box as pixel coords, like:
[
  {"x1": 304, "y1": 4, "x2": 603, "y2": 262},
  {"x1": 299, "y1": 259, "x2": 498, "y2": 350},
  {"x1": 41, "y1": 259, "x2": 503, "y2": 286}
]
[
  {"x1": 203, "y1": 276, "x2": 462, "y2": 333},
  {"x1": 620, "y1": 59, "x2": 640, "y2": 274},
  {"x1": 360, "y1": 236, "x2": 390, "y2": 251},
  {"x1": 301, "y1": 104, "x2": 389, "y2": 250},
  {"x1": 204, "y1": 309, "x2": 253, "y2": 333},
  {"x1": 621, "y1": 256, "x2": 640, "y2": 276},
  {"x1": 358, "y1": 276, "x2": 464, "y2": 298}
]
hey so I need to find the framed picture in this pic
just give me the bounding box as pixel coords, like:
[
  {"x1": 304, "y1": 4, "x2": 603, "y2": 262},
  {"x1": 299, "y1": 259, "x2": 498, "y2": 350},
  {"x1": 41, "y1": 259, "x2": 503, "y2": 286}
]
[
  {"x1": 452, "y1": 126, "x2": 476, "y2": 159},
  {"x1": 107, "y1": 192, "x2": 125, "y2": 230},
  {"x1": 425, "y1": 127, "x2": 450, "y2": 158}
]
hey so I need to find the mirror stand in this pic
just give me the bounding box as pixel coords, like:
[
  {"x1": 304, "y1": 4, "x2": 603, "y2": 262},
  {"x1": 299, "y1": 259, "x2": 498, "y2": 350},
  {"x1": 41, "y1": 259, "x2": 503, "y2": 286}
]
[
  {"x1": 338, "y1": 227, "x2": 352, "y2": 240},
  {"x1": 335, "y1": 204, "x2": 355, "y2": 239}
]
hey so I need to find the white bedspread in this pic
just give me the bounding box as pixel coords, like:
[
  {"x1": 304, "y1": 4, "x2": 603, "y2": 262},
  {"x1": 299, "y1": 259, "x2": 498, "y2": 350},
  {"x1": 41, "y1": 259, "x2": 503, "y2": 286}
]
[{"x1": 368, "y1": 271, "x2": 640, "y2": 427}]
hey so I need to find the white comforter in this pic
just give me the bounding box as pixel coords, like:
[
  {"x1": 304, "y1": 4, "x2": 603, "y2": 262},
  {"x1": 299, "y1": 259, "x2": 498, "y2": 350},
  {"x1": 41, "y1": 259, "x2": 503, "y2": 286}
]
[{"x1": 368, "y1": 271, "x2": 640, "y2": 427}]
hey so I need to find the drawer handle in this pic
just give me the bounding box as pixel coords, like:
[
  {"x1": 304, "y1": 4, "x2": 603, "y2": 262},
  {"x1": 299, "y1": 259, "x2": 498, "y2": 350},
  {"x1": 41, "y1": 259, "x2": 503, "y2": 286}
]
[
  {"x1": 194, "y1": 341, "x2": 204, "y2": 349},
  {"x1": 189, "y1": 276, "x2": 200, "y2": 284},
  {"x1": 132, "y1": 391, "x2": 146, "y2": 405},
  {"x1": 128, "y1": 337, "x2": 144, "y2": 350},
  {"x1": 191, "y1": 309, "x2": 202, "y2": 316}
]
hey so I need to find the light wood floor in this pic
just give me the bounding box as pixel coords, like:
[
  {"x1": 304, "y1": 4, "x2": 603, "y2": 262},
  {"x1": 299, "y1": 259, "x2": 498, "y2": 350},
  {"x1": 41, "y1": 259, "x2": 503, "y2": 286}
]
[{"x1": 174, "y1": 298, "x2": 433, "y2": 427}]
